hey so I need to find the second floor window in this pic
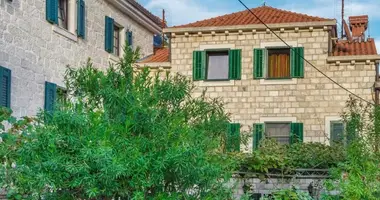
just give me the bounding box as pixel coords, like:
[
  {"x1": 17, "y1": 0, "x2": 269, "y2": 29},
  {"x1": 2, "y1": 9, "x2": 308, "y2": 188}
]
[
  {"x1": 267, "y1": 48, "x2": 291, "y2": 79},
  {"x1": 207, "y1": 51, "x2": 229, "y2": 80},
  {"x1": 58, "y1": 0, "x2": 68, "y2": 30},
  {"x1": 113, "y1": 25, "x2": 121, "y2": 56}
]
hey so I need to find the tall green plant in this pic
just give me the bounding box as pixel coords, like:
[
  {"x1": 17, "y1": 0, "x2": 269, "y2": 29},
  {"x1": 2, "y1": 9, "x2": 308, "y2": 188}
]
[{"x1": 0, "y1": 46, "x2": 237, "y2": 199}]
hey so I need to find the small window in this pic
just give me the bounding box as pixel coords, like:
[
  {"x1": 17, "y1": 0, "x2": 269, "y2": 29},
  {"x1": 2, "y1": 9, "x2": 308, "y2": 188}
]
[
  {"x1": 113, "y1": 25, "x2": 121, "y2": 56},
  {"x1": 330, "y1": 121, "x2": 344, "y2": 144},
  {"x1": 265, "y1": 123, "x2": 291, "y2": 145},
  {"x1": 267, "y1": 48, "x2": 291, "y2": 79},
  {"x1": 206, "y1": 51, "x2": 229, "y2": 80},
  {"x1": 58, "y1": 0, "x2": 68, "y2": 30},
  {"x1": 57, "y1": 87, "x2": 68, "y2": 104}
]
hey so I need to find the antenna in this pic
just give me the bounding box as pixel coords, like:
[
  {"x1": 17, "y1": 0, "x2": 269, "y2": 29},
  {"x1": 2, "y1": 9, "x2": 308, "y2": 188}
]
[{"x1": 341, "y1": 0, "x2": 344, "y2": 38}]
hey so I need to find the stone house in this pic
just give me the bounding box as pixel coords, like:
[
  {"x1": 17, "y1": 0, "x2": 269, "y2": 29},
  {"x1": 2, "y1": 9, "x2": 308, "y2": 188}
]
[
  {"x1": 141, "y1": 6, "x2": 379, "y2": 151},
  {"x1": 0, "y1": 0, "x2": 163, "y2": 118}
]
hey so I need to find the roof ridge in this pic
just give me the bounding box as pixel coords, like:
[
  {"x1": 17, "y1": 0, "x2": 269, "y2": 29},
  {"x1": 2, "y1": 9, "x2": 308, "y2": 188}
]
[{"x1": 172, "y1": 5, "x2": 333, "y2": 28}]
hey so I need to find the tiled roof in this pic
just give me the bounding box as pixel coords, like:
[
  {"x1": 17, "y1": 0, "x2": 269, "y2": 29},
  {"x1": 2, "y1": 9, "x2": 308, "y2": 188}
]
[
  {"x1": 126, "y1": 0, "x2": 166, "y2": 28},
  {"x1": 139, "y1": 48, "x2": 170, "y2": 63},
  {"x1": 332, "y1": 39, "x2": 377, "y2": 56},
  {"x1": 173, "y1": 6, "x2": 333, "y2": 28}
]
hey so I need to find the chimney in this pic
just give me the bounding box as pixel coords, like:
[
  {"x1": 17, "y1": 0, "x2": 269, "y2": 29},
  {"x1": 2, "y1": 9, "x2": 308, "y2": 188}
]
[{"x1": 349, "y1": 15, "x2": 368, "y2": 41}]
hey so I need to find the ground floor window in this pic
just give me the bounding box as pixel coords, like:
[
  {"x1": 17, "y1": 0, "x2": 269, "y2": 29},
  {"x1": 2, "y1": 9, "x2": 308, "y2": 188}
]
[{"x1": 265, "y1": 122, "x2": 291, "y2": 145}]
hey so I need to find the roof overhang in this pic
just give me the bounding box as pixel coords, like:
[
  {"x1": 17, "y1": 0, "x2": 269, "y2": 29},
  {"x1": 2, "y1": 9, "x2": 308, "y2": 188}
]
[
  {"x1": 164, "y1": 20, "x2": 336, "y2": 34},
  {"x1": 105, "y1": 0, "x2": 161, "y2": 33},
  {"x1": 327, "y1": 55, "x2": 380, "y2": 63}
]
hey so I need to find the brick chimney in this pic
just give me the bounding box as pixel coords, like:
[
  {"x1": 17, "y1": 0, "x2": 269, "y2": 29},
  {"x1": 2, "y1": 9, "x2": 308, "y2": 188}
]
[{"x1": 349, "y1": 15, "x2": 368, "y2": 41}]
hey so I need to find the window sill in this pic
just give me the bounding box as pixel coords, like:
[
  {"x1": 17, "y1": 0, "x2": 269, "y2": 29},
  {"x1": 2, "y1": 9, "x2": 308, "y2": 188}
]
[
  {"x1": 52, "y1": 26, "x2": 78, "y2": 42},
  {"x1": 108, "y1": 54, "x2": 121, "y2": 63},
  {"x1": 198, "y1": 80, "x2": 235, "y2": 87},
  {"x1": 259, "y1": 78, "x2": 297, "y2": 85}
]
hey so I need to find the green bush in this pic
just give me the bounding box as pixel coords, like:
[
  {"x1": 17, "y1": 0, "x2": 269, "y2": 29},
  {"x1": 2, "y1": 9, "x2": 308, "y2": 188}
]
[
  {"x1": 240, "y1": 139, "x2": 346, "y2": 174},
  {"x1": 0, "y1": 46, "x2": 238, "y2": 199}
]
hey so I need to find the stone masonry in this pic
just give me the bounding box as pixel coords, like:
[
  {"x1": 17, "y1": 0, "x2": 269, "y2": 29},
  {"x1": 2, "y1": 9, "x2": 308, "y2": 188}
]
[
  {"x1": 0, "y1": 0, "x2": 156, "y2": 118},
  {"x1": 169, "y1": 28, "x2": 376, "y2": 150}
]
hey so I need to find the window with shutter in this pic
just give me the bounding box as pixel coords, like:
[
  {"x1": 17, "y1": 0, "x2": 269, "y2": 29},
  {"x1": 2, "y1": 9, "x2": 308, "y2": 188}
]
[
  {"x1": 227, "y1": 123, "x2": 240, "y2": 152},
  {"x1": 77, "y1": 0, "x2": 86, "y2": 38},
  {"x1": 127, "y1": 31, "x2": 133, "y2": 47},
  {"x1": 229, "y1": 49, "x2": 242, "y2": 80},
  {"x1": 253, "y1": 48, "x2": 265, "y2": 79},
  {"x1": 291, "y1": 47, "x2": 305, "y2": 78},
  {"x1": 290, "y1": 123, "x2": 304, "y2": 144},
  {"x1": 44, "y1": 82, "x2": 57, "y2": 112},
  {"x1": 0, "y1": 67, "x2": 11, "y2": 108}
]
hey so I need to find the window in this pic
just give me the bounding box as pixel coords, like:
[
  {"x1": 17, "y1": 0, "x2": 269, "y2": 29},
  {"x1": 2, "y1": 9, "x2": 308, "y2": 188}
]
[
  {"x1": 57, "y1": 87, "x2": 68, "y2": 104},
  {"x1": 58, "y1": 0, "x2": 68, "y2": 29},
  {"x1": 330, "y1": 121, "x2": 344, "y2": 144},
  {"x1": 113, "y1": 25, "x2": 121, "y2": 56},
  {"x1": 46, "y1": 0, "x2": 86, "y2": 38},
  {"x1": 206, "y1": 51, "x2": 229, "y2": 80},
  {"x1": 192, "y1": 49, "x2": 241, "y2": 81},
  {"x1": 254, "y1": 47, "x2": 304, "y2": 79},
  {"x1": 267, "y1": 48, "x2": 291, "y2": 79},
  {"x1": 265, "y1": 123, "x2": 291, "y2": 145}
]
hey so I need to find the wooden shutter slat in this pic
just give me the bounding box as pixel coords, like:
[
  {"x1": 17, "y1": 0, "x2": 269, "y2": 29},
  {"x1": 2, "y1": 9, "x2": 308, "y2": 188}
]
[
  {"x1": 291, "y1": 47, "x2": 304, "y2": 78},
  {"x1": 77, "y1": 0, "x2": 86, "y2": 38},
  {"x1": 254, "y1": 49, "x2": 265, "y2": 79},
  {"x1": 253, "y1": 123, "x2": 264, "y2": 150},
  {"x1": 227, "y1": 123, "x2": 240, "y2": 152},
  {"x1": 105, "y1": 16, "x2": 114, "y2": 53},
  {"x1": 44, "y1": 82, "x2": 57, "y2": 112},
  {"x1": 290, "y1": 123, "x2": 304, "y2": 144},
  {"x1": 192, "y1": 51, "x2": 205, "y2": 81},
  {"x1": 0, "y1": 67, "x2": 11, "y2": 108},
  {"x1": 46, "y1": 0, "x2": 58, "y2": 24},
  {"x1": 229, "y1": 49, "x2": 242, "y2": 80}
]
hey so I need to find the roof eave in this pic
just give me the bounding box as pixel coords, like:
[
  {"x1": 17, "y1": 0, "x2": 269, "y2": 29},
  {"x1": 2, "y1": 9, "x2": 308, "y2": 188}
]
[
  {"x1": 105, "y1": 0, "x2": 162, "y2": 33},
  {"x1": 327, "y1": 55, "x2": 380, "y2": 63},
  {"x1": 164, "y1": 20, "x2": 337, "y2": 34}
]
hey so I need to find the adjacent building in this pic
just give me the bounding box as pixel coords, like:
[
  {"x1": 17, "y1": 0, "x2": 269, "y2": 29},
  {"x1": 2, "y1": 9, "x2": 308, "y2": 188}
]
[
  {"x1": 0, "y1": 0, "x2": 163, "y2": 117},
  {"x1": 141, "y1": 6, "x2": 380, "y2": 151}
]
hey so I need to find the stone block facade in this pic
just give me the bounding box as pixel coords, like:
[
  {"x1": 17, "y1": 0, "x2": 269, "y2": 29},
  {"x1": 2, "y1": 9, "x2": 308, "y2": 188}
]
[
  {"x1": 0, "y1": 0, "x2": 157, "y2": 117},
  {"x1": 169, "y1": 28, "x2": 376, "y2": 150}
]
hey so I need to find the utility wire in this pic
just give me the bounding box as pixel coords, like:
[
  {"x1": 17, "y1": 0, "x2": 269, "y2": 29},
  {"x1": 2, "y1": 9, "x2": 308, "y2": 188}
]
[{"x1": 237, "y1": 0, "x2": 374, "y2": 106}]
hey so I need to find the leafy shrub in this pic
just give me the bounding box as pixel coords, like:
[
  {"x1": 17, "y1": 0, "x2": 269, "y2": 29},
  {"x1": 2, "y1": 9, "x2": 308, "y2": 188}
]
[
  {"x1": 262, "y1": 187, "x2": 313, "y2": 200},
  {"x1": 0, "y1": 46, "x2": 238, "y2": 199},
  {"x1": 240, "y1": 139, "x2": 346, "y2": 173}
]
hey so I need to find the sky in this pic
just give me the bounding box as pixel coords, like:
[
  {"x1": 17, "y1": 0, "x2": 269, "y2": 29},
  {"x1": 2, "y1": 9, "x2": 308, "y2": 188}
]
[{"x1": 137, "y1": 0, "x2": 380, "y2": 50}]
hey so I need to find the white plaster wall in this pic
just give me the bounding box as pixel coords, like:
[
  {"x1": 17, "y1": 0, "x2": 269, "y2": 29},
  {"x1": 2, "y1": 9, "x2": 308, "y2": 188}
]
[{"x1": 0, "y1": 0, "x2": 155, "y2": 117}]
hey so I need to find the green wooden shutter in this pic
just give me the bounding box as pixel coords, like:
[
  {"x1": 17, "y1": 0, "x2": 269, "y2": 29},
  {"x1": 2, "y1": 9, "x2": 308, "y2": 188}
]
[
  {"x1": 44, "y1": 82, "x2": 57, "y2": 112},
  {"x1": 0, "y1": 67, "x2": 11, "y2": 108},
  {"x1": 253, "y1": 123, "x2": 264, "y2": 150},
  {"x1": 331, "y1": 121, "x2": 344, "y2": 144},
  {"x1": 291, "y1": 47, "x2": 304, "y2": 78},
  {"x1": 46, "y1": 0, "x2": 58, "y2": 24},
  {"x1": 77, "y1": 0, "x2": 86, "y2": 38},
  {"x1": 105, "y1": 16, "x2": 114, "y2": 53},
  {"x1": 192, "y1": 51, "x2": 205, "y2": 81},
  {"x1": 253, "y1": 48, "x2": 265, "y2": 79},
  {"x1": 127, "y1": 31, "x2": 133, "y2": 47},
  {"x1": 228, "y1": 49, "x2": 242, "y2": 80},
  {"x1": 290, "y1": 123, "x2": 304, "y2": 144},
  {"x1": 227, "y1": 123, "x2": 240, "y2": 152}
]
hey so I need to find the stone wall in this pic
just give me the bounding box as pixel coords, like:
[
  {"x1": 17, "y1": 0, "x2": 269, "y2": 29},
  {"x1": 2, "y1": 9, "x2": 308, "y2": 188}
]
[
  {"x1": 169, "y1": 28, "x2": 376, "y2": 150},
  {"x1": 0, "y1": 0, "x2": 155, "y2": 117}
]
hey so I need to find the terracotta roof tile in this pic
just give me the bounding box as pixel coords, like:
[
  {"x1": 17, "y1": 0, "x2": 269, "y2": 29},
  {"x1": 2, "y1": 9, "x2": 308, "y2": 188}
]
[
  {"x1": 139, "y1": 48, "x2": 170, "y2": 63},
  {"x1": 173, "y1": 6, "x2": 333, "y2": 28},
  {"x1": 333, "y1": 39, "x2": 378, "y2": 56}
]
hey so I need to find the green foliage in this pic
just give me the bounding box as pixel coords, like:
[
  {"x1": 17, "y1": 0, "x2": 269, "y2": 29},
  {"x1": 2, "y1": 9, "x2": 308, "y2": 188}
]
[
  {"x1": 0, "y1": 46, "x2": 238, "y2": 199},
  {"x1": 324, "y1": 96, "x2": 380, "y2": 200},
  {"x1": 262, "y1": 187, "x2": 313, "y2": 200},
  {"x1": 240, "y1": 139, "x2": 346, "y2": 174}
]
